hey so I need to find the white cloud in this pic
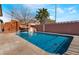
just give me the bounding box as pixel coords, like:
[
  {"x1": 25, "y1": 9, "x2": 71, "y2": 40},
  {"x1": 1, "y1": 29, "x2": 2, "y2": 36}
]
[
  {"x1": 68, "y1": 7, "x2": 74, "y2": 11},
  {"x1": 0, "y1": 17, "x2": 11, "y2": 23},
  {"x1": 68, "y1": 7, "x2": 77, "y2": 14},
  {"x1": 70, "y1": 9, "x2": 76, "y2": 14},
  {"x1": 49, "y1": 16, "x2": 54, "y2": 20},
  {"x1": 48, "y1": 9, "x2": 55, "y2": 12},
  {"x1": 0, "y1": 12, "x2": 11, "y2": 23},
  {"x1": 57, "y1": 7, "x2": 64, "y2": 14}
]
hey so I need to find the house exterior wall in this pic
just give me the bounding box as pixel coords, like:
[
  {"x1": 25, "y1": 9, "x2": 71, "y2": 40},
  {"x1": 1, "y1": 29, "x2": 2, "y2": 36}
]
[
  {"x1": 0, "y1": 4, "x2": 2, "y2": 16},
  {"x1": 3, "y1": 20, "x2": 20, "y2": 32}
]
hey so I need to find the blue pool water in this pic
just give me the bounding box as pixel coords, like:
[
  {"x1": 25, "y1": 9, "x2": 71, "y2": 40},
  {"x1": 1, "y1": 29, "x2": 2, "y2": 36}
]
[{"x1": 18, "y1": 32, "x2": 73, "y2": 54}]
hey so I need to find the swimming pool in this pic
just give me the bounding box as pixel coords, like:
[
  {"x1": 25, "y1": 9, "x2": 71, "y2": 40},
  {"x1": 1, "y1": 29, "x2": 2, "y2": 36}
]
[{"x1": 18, "y1": 32, "x2": 73, "y2": 55}]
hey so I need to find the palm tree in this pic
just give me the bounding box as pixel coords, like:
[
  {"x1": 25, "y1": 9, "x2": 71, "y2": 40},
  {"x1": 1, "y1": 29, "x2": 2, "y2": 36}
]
[{"x1": 35, "y1": 8, "x2": 49, "y2": 31}]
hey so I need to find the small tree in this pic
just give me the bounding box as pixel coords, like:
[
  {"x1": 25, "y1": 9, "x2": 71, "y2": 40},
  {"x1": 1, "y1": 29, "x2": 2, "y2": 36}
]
[
  {"x1": 35, "y1": 8, "x2": 49, "y2": 31},
  {"x1": 5, "y1": 5, "x2": 33, "y2": 25}
]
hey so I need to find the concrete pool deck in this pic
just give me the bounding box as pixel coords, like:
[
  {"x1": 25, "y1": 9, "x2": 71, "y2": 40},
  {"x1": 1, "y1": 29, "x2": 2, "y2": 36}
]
[
  {"x1": 0, "y1": 33, "x2": 48, "y2": 55},
  {"x1": 0, "y1": 33, "x2": 79, "y2": 55}
]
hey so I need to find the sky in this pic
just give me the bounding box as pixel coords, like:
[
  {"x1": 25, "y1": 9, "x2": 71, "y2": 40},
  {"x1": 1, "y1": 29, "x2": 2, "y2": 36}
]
[{"x1": 0, "y1": 4, "x2": 79, "y2": 22}]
